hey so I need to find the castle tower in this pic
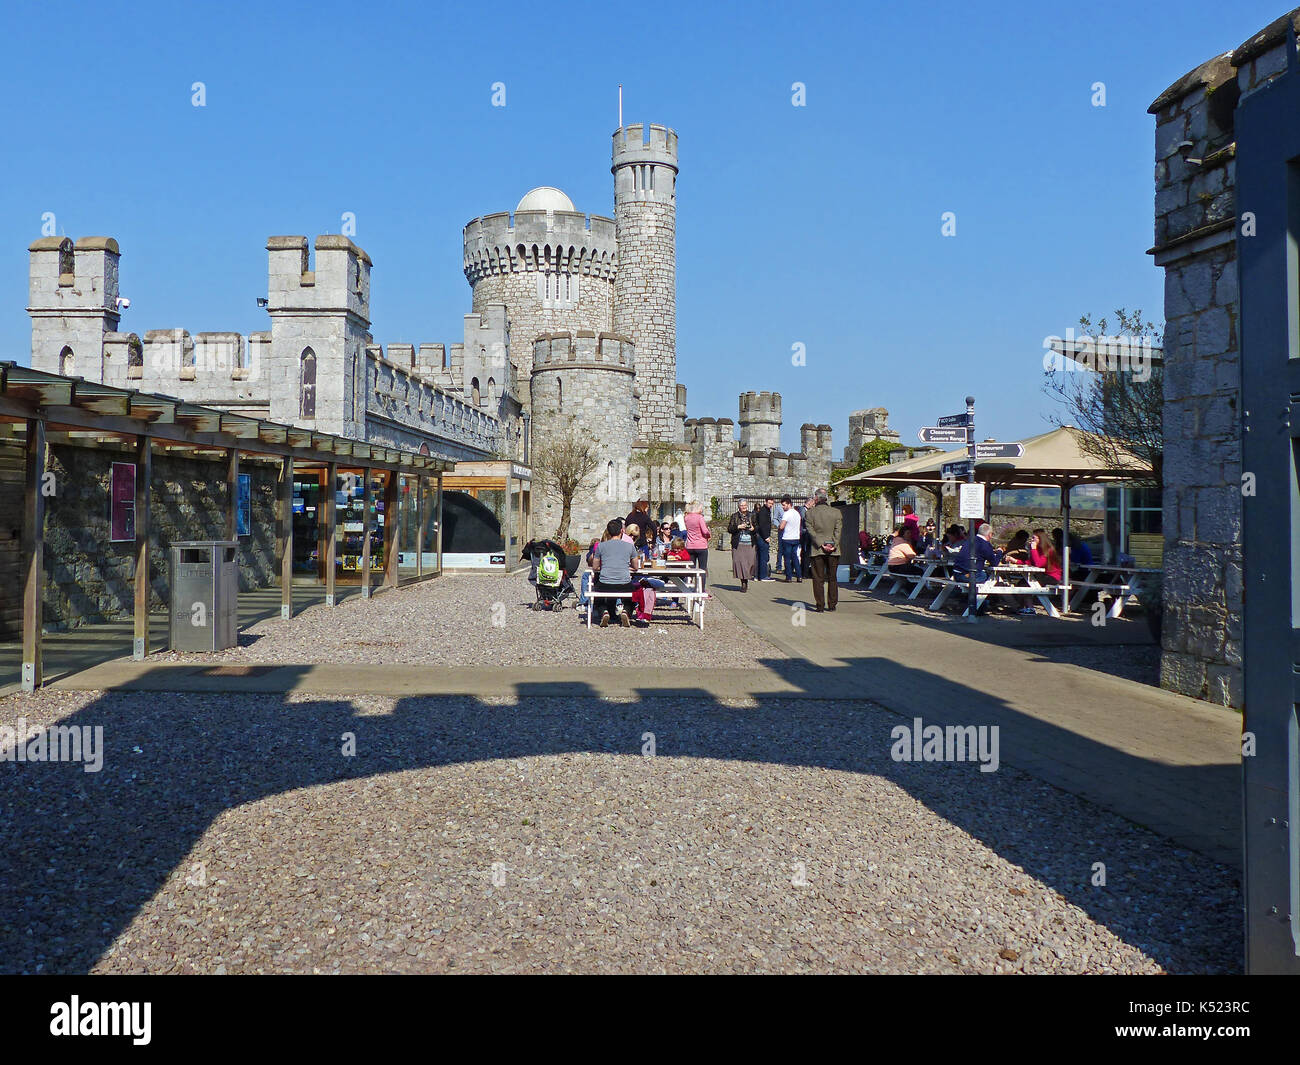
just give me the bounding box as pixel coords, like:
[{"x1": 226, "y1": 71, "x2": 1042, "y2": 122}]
[
  {"x1": 28, "y1": 236, "x2": 122, "y2": 377},
  {"x1": 612, "y1": 124, "x2": 678, "y2": 442},
  {"x1": 530, "y1": 331, "x2": 637, "y2": 539},
  {"x1": 463, "y1": 188, "x2": 617, "y2": 417},
  {"x1": 265, "y1": 235, "x2": 372, "y2": 438},
  {"x1": 738, "y1": 391, "x2": 782, "y2": 452}
]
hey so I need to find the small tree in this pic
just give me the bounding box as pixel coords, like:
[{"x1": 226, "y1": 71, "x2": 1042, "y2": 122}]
[
  {"x1": 1044, "y1": 309, "x2": 1163, "y2": 486},
  {"x1": 830, "y1": 438, "x2": 900, "y2": 503},
  {"x1": 532, "y1": 421, "x2": 603, "y2": 541}
]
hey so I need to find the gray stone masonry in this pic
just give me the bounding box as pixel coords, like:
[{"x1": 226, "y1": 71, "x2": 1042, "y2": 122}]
[{"x1": 1146, "y1": 13, "x2": 1298, "y2": 707}]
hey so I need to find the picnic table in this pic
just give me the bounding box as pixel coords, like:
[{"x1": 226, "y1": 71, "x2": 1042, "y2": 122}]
[
  {"x1": 1067, "y1": 563, "x2": 1160, "y2": 618},
  {"x1": 928, "y1": 563, "x2": 1062, "y2": 618},
  {"x1": 585, "y1": 563, "x2": 708, "y2": 630}
]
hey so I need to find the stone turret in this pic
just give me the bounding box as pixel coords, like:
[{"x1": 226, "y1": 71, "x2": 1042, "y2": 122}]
[
  {"x1": 28, "y1": 236, "x2": 122, "y2": 376},
  {"x1": 265, "y1": 235, "x2": 373, "y2": 437},
  {"x1": 612, "y1": 123, "x2": 679, "y2": 442},
  {"x1": 738, "y1": 391, "x2": 782, "y2": 452}
]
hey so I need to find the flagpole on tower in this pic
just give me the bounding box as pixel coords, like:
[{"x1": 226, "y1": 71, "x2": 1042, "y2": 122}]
[{"x1": 618, "y1": 84, "x2": 623, "y2": 129}]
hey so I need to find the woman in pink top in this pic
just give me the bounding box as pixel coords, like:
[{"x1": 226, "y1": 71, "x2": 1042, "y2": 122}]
[
  {"x1": 683, "y1": 502, "x2": 712, "y2": 595},
  {"x1": 1028, "y1": 528, "x2": 1061, "y2": 582}
]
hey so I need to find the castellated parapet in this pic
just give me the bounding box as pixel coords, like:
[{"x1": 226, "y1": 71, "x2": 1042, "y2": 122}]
[
  {"x1": 613, "y1": 124, "x2": 679, "y2": 443},
  {"x1": 530, "y1": 331, "x2": 639, "y2": 535},
  {"x1": 738, "y1": 391, "x2": 782, "y2": 452}
]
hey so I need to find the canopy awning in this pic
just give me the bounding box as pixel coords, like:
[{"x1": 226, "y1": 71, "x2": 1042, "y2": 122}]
[{"x1": 836, "y1": 427, "x2": 1153, "y2": 490}]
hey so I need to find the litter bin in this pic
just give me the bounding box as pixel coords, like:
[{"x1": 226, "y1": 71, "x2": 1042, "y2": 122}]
[{"x1": 169, "y1": 540, "x2": 239, "y2": 651}]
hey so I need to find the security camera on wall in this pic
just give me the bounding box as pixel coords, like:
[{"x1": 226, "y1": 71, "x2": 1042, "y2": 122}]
[{"x1": 114, "y1": 296, "x2": 130, "y2": 310}]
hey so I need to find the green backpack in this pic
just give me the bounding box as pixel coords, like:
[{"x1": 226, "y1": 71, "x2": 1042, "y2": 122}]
[{"x1": 537, "y1": 552, "x2": 562, "y2": 588}]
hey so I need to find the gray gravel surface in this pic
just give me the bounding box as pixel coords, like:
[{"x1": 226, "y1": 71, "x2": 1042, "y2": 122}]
[
  {"x1": 0, "y1": 689, "x2": 1240, "y2": 974},
  {"x1": 155, "y1": 571, "x2": 780, "y2": 669}
]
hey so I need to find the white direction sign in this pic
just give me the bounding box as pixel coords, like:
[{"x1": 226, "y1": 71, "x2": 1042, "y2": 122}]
[
  {"x1": 959, "y1": 482, "x2": 986, "y2": 519},
  {"x1": 919, "y1": 426, "x2": 969, "y2": 444}
]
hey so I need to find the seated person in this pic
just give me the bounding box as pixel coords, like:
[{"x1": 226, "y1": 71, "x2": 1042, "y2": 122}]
[
  {"x1": 666, "y1": 536, "x2": 692, "y2": 562},
  {"x1": 1002, "y1": 529, "x2": 1031, "y2": 563},
  {"x1": 1029, "y1": 528, "x2": 1061, "y2": 582},
  {"x1": 592, "y1": 518, "x2": 639, "y2": 627},
  {"x1": 953, "y1": 522, "x2": 1004, "y2": 583},
  {"x1": 887, "y1": 526, "x2": 923, "y2": 576}
]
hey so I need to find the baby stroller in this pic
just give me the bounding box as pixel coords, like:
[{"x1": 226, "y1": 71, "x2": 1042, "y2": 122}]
[{"x1": 521, "y1": 538, "x2": 578, "y2": 611}]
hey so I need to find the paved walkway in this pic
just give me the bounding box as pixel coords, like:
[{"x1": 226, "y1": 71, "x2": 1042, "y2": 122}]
[{"x1": 3, "y1": 563, "x2": 1244, "y2": 867}]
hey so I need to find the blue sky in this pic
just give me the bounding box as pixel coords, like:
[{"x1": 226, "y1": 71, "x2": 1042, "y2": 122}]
[{"x1": 0, "y1": 0, "x2": 1280, "y2": 454}]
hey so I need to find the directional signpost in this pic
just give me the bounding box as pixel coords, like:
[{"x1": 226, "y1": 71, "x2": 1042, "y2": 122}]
[
  {"x1": 919, "y1": 426, "x2": 969, "y2": 445},
  {"x1": 941, "y1": 459, "x2": 973, "y2": 479}
]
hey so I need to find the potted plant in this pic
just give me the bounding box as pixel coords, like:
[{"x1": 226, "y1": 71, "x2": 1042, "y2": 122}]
[{"x1": 560, "y1": 537, "x2": 583, "y2": 573}]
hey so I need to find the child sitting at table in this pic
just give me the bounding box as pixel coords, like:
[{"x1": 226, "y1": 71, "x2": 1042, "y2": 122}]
[{"x1": 665, "y1": 536, "x2": 692, "y2": 562}]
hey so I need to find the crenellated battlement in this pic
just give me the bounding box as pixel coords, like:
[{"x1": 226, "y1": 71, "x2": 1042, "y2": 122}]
[
  {"x1": 738, "y1": 390, "x2": 782, "y2": 421},
  {"x1": 463, "y1": 211, "x2": 617, "y2": 284},
  {"x1": 612, "y1": 124, "x2": 679, "y2": 169},
  {"x1": 531, "y1": 331, "x2": 635, "y2": 373}
]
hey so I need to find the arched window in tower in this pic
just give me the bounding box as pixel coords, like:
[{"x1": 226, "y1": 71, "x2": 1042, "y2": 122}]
[
  {"x1": 471, "y1": 377, "x2": 481, "y2": 406},
  {"x1": 487, "y1": 378, "x2": 496, "y2": 406},
  {"x1": 299, "y1": 348, "x2": 317, "y2": 418},
  {"x1": 607, "y1": 460, "x2": 615, "y2": 499},
  {"x1": 58, "y1": 346, "x2": 74, "y2": 377}
]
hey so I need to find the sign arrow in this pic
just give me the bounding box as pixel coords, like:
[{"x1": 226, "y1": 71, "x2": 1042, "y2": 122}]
[
  {"x1": 937, "y1": 413, "x2": 972, "y2": 428},
  {"x1": 972, "y1": 442, "x2": 1025, "y2": 460},
  {"x1": 941, "y1": 460, "x2": 974, "y2": 479},
  {"x1": 918, "y1": 426, "x2": 969, "y2": 444}
]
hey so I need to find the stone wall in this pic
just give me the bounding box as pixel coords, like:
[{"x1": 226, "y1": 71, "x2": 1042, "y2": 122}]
[
  {"x1": 37, "y1": 443, "x2": 277, "y2": 631},
  {"x1": 1144, "y1": 14, "x2": 1293, "y2": 707}
]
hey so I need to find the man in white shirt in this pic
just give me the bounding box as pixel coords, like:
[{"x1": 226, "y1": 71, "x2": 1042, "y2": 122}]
[{"x1": 778, "y1": 494, "x2": 803, "y2": 583}]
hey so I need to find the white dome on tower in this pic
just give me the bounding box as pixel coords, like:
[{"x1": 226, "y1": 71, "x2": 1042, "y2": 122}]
[{"x1": 515, "y1": 186, "x2": 575, "y2": 213}]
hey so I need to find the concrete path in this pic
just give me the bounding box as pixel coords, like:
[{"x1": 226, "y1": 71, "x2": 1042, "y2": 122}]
[{"x1": 709, "y1": 568, "x2": 1243, "y2": 868}]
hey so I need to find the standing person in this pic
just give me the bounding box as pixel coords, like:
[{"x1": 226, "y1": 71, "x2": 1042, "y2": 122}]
[
  {"x1": 684, "y1": 501, "x2": 712, "y2": 596},
  {"x1": 772, "y1": 497, "x2": 786, "y2": 575},
  {"x1": 778, "y1": 495, "x2": 803, "y2": 583},
  {"x1": 800, "y1": 496, "x2": 815, "y2": 578},
  {"x1": 624, "y1": 500, "x2": 652, "y2": 554},
  {"x1": 754, "y1": 497, "x2": 775, "y2": 581},
  {"x1": 804, "y1": 488, "x2": 842, "y2": 612},
  {"x1": 728, "y1": 499, "x2": 759, "y2": 592},
  {"x1": 592, "y1": 518, "x2": 638, "y2": 627}
]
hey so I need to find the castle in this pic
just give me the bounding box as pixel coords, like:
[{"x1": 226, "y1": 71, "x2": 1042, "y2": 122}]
[{"x1": 26, "y1": 122, "x2": 900, "y2": 542}]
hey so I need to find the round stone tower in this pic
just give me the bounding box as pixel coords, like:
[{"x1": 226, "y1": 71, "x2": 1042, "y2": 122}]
[
  {"x1": 738, "y1": 391, "x2": 782, "y2": 453},
  {"x1": 463, "y1": 187, "x2": 617, "y2": 415},
  {"x1": 530, "y1": 331, "x2": 637, "y2": 540},
  {"x1": 612, "y1": 123, "x2": 678, "y2": 443}
]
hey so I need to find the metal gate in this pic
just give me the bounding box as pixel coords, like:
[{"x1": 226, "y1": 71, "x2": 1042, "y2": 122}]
[{"x1": 1238, "y1": 29, "x2": 1300, "y2": 974}]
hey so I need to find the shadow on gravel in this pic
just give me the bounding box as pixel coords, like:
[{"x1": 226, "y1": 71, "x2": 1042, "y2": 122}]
[{"x1": 0, "y1": 657, "x2": 1242, "y2": 974}]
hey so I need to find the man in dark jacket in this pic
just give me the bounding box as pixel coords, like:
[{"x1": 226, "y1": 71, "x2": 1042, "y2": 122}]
[
  {"x1": 804, "y1": 489, "x2": 843, "y2": 612},
  {"x1": 954, "y1": 522, "x2": 1004, "y2": 583},
  {"x1": 754, "y1": 497, "x2": 774, "y2": 581}
]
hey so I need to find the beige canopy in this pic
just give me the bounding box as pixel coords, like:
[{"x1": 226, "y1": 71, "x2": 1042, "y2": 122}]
[
  {"x1": 836, "y1": 426, "x2": 1155, "y2": 614},
  {"x1": 835, "y1": 426, "x2": 1152, "y2": 489}
]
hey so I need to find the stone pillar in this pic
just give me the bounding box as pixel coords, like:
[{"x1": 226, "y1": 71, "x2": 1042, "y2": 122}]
[{"x1": 1149, "y1": 50, "x2": 1245, "y2": 706}]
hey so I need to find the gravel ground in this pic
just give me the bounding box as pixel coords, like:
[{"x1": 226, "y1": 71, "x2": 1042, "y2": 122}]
[
  {"x1": 156, "y1": 570, "x2": 783, "y2": 669},
  {"x1": 0, "y1": 688, "x2": 1240, "y2": 975}
]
